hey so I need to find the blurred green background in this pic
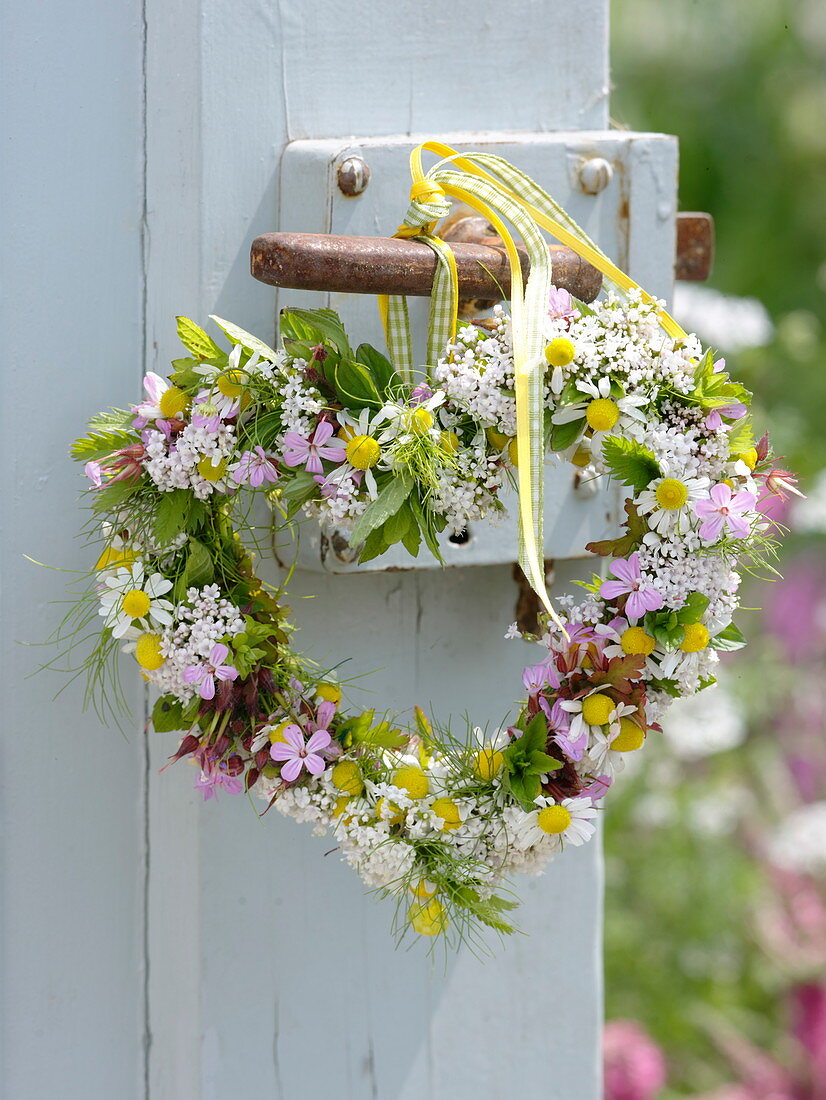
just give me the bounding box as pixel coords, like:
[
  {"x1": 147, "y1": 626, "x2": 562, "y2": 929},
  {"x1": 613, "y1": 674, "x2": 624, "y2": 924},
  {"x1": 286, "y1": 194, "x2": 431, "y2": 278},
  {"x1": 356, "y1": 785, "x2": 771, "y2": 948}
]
[{"x1": 603, "y1": 1, "x2": 826, "y2": 1096}]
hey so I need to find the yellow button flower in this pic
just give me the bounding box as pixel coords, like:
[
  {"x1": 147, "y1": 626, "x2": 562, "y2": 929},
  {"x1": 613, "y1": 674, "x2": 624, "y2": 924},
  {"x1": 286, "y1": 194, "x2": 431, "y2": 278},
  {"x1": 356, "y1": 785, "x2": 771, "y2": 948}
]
[
  {"x1": 345, "y1": 435, "x2": 381, "y2": 470},
  {"x1": 544, "y1": 337, "x2": 576, "y2": 367},
  {"x1": 158, "y1": 385, "x2": 190, "y2": 419},
  {"x1": 392, "y1": 766, "x2": 429, "y2": 799},
  {"x1": 537, "y1": 804, "x2": 572, "y2": 835},
  {"x1": 655, "y1": 478, "x2": 688, "y2": 511},
  {"x1": 431, "y1": 798, "x2": 462, "y2": 831},
  {"x1": 135, "y1": 632, "x2": 165, "y2": 670},
  {"x1": 620, "y1": 626, "x2": 656, "y2": 656},
  {"x1": 585, "y1": 398, "x2": 619, "y2": 432},
  {"x1": 197, "y1": 456, "x2": 227, "y2": 482},
  {"x1": 581, "y1": 693, "x2": 616, "y2": 726},
  {"x1": 331, "y1": 760, "x2": 364, "y2": 797},
  {"x1": 472, "y1": 748, "x2": 504, "y2": 781},
  {"x1": 611, "y1": 718, "x2": 645, "y2": 752},
  {"x1": 316, "y1": 682, "x2": 342, "y2": 705},
  {"x1": 679, "y1": 622, "x2": 710, "y2": 652},
  {"x1": 122, "y1": 589, "x2": 151, "y2": 619}
]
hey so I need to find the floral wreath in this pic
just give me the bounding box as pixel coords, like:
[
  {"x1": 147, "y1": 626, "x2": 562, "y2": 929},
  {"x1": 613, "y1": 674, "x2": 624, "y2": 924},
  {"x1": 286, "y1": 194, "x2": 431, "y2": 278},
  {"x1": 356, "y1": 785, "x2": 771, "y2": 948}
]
[{"x1": 63, "y1": 146, "x2": 798, "y2": 947}]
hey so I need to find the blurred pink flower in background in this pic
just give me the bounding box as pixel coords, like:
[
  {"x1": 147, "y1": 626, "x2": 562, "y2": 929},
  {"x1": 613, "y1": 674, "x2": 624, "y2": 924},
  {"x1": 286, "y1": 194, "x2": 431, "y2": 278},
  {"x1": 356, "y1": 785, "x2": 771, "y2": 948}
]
[{"x1": 603, "y1": 1019, "x2": 668, "y2": 1100}]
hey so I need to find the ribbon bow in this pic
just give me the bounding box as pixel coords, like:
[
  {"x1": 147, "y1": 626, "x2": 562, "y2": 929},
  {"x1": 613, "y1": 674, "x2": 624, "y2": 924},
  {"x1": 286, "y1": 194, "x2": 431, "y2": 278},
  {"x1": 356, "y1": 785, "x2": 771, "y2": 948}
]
[{"x1": 381, "y1": 142, "x2": 687, "y2": 634}]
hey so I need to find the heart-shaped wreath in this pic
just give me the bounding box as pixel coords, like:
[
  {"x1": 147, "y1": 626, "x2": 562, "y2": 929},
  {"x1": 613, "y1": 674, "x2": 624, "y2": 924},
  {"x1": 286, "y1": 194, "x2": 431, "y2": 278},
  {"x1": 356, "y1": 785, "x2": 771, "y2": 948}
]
[{"x1": 63, "y1": 147, "x2": 796, "y2": 946}]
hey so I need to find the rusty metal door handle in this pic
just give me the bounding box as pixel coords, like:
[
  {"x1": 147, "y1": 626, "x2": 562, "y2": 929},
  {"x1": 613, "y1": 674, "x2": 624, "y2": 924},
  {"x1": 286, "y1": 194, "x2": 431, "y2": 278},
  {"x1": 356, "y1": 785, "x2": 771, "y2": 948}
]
[
  {"x1": 251, "y1": 232, "x2": 603, "y2": 303},
  {"x1": 250, "y1": 212, "x2": 713, "y2": 305}
]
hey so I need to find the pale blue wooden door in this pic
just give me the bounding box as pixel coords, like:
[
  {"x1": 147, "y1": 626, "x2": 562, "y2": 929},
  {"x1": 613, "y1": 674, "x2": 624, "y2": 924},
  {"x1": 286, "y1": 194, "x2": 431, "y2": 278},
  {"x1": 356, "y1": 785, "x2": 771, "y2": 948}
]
[{"x1": 0, "y1": 2, "x2": 679, "y2": 1097}]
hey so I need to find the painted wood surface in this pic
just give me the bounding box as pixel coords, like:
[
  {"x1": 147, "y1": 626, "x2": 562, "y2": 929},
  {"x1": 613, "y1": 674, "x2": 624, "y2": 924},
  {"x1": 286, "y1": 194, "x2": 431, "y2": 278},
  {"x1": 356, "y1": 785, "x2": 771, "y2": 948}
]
[
  {"x1": 0, "y1": 3, "x2": 147, "y2": 1098},
  {"x1": 0, "y1": 0, "x2": 679, "y2": 1096}
]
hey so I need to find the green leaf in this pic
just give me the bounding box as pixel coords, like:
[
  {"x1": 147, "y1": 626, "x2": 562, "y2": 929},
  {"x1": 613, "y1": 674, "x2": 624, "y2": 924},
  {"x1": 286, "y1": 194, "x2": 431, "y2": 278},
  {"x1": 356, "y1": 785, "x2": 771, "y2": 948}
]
[
  {"x1": 550, "y1": 416, "x2": 586, "y2": 451},
  {"x1": 239, "y1": 410, "x2": 283, "y2": 451},
  {"x1": 601, "y1": 435, "x2": 662, "y2": 491},
  {"x1": 174, "y1": 537, "x2": 213, "y2": 600},
  {"x1": 154, "y1": 488, "x2": 190, "y2": 546},
  {"x1": 71, "y1": 408, "x2": 136, "y2": 461},
  {"x1": 277, "y1": 470, "x2": 319, "y2": 519},
  {"x1": 676, "y1": 591, "x2": 710, "y2": 624},
  {"x1": 357, "y1": 524, "x2": 391, "y2": 564},
  {"x1": 209, "y1": 315, "x2": 278, "y2": 362},
  {"x1": 383, "y1": 500, "x2": 413, "y2": 545},
  {"x1": 712, "y1": 621, "x2": 747, "y2": 651},
  {"x1": 91, "y1": 478, "x2": 141, "y2": 513},
  {"x1": 350, "y1": 473, "x2": 414, "y2": 547},
  {"x1": 334, "y1": 359, "x2": 383, "y2": 409},
  {"x1": 176, "y1": 316, "x2": 224, "y2": 360},
  {"x1": 168, "y1": 356, "x2": 205, "y2": 391},
  {"x1": 649, "y1": 676, "x2": 682, "y2": 698},
  {"x1": 152, "y1": 696, "x2": 185, "y2": 733},
  {"x1": 71, "y1": 428, "x2": 136, "y2": 462},
  {"x1": 357, "y1": 721, "x2": 407, "y2": 750},
  {"x1": 401, "y1": 519, "x2": 421, "y2": 558},
  {"x1": 727, "y1": 416, "x2": 754, "y2": 455},
  {"x1": 409, "y1": 493, "x2": 444, "y2": 563},
  {"x1": 522, "y1": 711, "x2": 550, "y2": 753},
  {"x1": 355, "y1": 343, "x2": 400, "y2": 397},
  {"x1": 528, "y1": 750, "x2": 564, "y2": 773},
  {"x1": 279, "y1": 307, "x2": 352, "y2": 358}
]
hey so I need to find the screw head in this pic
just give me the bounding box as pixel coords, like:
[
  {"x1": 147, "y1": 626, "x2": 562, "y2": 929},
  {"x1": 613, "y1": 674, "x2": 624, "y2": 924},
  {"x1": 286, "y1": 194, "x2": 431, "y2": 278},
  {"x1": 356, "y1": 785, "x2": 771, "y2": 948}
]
[
  {"x1": 337, "y1": 156, "x2": 371, "y2": 197},
  {"x1": 578, "y1": 157, "x2": 614, "y2": 195}
]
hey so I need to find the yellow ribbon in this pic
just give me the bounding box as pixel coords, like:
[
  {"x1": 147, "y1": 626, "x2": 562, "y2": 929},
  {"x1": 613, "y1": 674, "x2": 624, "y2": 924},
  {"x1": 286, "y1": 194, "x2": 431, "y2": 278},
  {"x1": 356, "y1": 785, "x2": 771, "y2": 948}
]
[{"x1": 383, "y1": 141, "x2": 689, "y2": 632}]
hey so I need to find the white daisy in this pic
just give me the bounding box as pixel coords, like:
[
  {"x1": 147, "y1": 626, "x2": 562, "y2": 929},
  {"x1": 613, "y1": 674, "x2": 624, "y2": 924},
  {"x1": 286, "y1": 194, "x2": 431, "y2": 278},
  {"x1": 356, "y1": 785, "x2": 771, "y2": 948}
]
[
  {"x1": 559, "y1": 688, "x2": 624, "y2": 749},
  {"x1": 635, "y1": 474, "x2": 710, "y2": 534},
  {"x1": 195, "y1": 344, "x2": 260, "y2": 418},
  {"x1": 334, "y1": 407, "x2": 393, "y2": 499},
  {"x1": 581, "y1": 729, "x2": 626, "y2": 779},
  {"x1": 377, "y1": 390, "x2": 445, "y2": 444},
  {"x1": 98, "y1": 563, "x2": 174, "y2": 638},
  {"x1": 513, "y1": 795, "x2": 598, "y2": 850},
  {"x1": 551, "y1": 377, "x2": 649, "y2": 435}
]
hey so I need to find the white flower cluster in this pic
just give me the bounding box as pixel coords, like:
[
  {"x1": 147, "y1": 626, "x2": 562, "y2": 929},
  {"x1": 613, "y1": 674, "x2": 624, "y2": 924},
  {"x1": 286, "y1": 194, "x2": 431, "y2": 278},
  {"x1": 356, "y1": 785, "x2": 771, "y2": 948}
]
[
  {"x1": 434, "y1": 309, "x2": 519, "y2": 435},
  {"x1": 303, "y1": 473, "x2": 368, "y2": 529},
  {"x1": 430, "y1": 440, "x2": 507, "y2": 535},
  {"x1": 550, "y1": 290, "x2": 702, "y2": 399},
  {"x1": 143, "y1": 422, "x2": 237, "y2": 500},
  {"x1": 275, "y1": 356, "x2": 326, "y2": 437},
  {"x1": 149, "y1": 584, "x2": 245, "y2": 701}
]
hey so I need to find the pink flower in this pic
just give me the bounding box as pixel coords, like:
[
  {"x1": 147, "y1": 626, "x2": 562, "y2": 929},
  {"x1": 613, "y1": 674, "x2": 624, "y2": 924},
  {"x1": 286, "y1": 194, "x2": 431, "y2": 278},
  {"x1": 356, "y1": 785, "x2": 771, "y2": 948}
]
[
  {"x1": 694, "y1": 483, "x2": 756, "y2": 542},
  {"x1": 583, "y1": 774, "x2": 613, "y2": 803},
  {"x1": 522, "y1": 663, "x2": 560, "y2": 697},
  {"x1": 270, "y1": 725, "x2": 332, "y2": 782},
  {"x1": 603, "y1": 1019, "x2": 667, "y2": 1100},
  {"x1": 182, "y1": 643, "x2": 239, "y2": 701},
  {"x1": 601, "y1": 553, "x2": 664, "y2": 620},
  {"x1": 410, "y1": 382, "x2": 433, "y2": 405},
  {"x1": 282, "y1": 421, "x2": 346, "y2": 475},
  {"x1": 131, "y1": 371, "x2": 171, "y2": 429},
  {"x1": 232, "y1": 446, "x2": 279, "y2": 487},
  {"x1": 705, "y1": 402, "x2": 747, "y2": 430},
  {"x1": 84, "y1": 444, "x2": 147, "y2": 487},
  {"x1": 85, "y1": 460, "x2": 103, "y2": 487},
  {"x1": 543, "y1": 698, "x2": 587, "y2": 760},
  {"x1": 548, "y1": 286, "x2": 577, "y2": 320},
  {"x1": 764, "y1": 467, "x2": 805, "y2": 501},
  {"x1": 194, "y1": 763, "x2": 244, "y2": 801}
]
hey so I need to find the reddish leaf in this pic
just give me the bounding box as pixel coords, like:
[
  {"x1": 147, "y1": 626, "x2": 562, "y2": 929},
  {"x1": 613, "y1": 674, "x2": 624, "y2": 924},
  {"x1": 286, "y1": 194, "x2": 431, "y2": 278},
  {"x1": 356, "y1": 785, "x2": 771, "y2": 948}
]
[{"x1": 585, "y1": 499, "x2": 648, "y2": 558}]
